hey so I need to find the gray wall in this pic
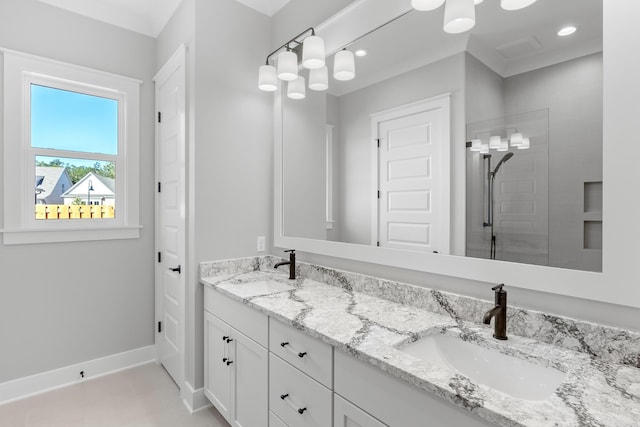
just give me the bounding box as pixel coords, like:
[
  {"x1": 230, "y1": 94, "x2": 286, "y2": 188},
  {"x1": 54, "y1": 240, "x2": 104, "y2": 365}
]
[{"x1": 0, "y1": 0, "x2": 156, "y2": 383}]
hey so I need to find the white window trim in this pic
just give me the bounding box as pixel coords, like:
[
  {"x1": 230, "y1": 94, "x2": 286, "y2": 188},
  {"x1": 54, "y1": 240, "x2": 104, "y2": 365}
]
[{"x1": 1, "y1": 48, "x2": 142, "y2": 244}]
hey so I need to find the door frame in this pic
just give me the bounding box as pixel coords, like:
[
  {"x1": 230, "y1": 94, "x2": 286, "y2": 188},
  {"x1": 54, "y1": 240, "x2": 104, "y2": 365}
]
[
  {"x1": 154, "y1": 44, "x2": 187, "y2": 389},
  {"x1": 370, "y1": 94, "x2": 451, "y2": 252}
]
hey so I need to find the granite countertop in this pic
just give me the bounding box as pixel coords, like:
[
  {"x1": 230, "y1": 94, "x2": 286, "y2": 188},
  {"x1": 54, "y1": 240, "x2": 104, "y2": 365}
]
[{"x1": 201, "y1": 269, "x2": 640, "y2": 427}]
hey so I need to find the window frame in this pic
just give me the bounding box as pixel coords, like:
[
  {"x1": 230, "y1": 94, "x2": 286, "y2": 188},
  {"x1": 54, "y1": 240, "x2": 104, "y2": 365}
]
[{"x1": 2, "y1": 49, "x2": 141, "y2": 244}]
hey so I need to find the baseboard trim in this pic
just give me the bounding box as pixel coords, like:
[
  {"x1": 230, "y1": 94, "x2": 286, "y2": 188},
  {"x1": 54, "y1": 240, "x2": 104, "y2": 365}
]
[
  {"x1": 0, "y1": 345, "x2": 156, "y2": 405},
  {"x1": 182, "y1": 380, "x2": 211, "y2": 413}
]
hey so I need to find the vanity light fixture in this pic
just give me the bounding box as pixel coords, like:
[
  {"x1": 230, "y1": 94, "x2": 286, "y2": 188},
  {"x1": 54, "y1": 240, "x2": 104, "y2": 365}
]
[
  {"x1": 470, "y1": 139, "x2": 482, "y2": 151},
  {"x1": 277, "y1": 48, "x2": 298, "y2": 81},
  {"x1": 518, "y1": 137, "x2": 530, "y2": 149},
  {"x1": 334, "y1": 49, "x2": 356, "y2": 81},
  {"x1": 258, "y1": 64, "x2": 278, "y2": 92},
  {"x1": 510, "y1": 132, "x2": 524, "y2": 147},
  {"x1": 557, "y1": 26, "x2": 577, "y2": 37},
  {"x1": 480, "y1": 143, "x2": 489, "y2": 154},
  {"x1": 489, "y1": 135, "x2": 502, "y2": 150},
  {"x1": 497, "y1": 139, "x2": 509, "y2": 152},
  {"x1": 413, "y1": 0, "x2": 536, "y2": 34},
  {"x1": 302, "y1": 35, "x2": 325, "y2": 69},
  {"x1": 287, "y1": 76, "x2": 306, "y2": 99},
  {"x1": 309, "y1": 66, "x2": 329, "y2": 91}
]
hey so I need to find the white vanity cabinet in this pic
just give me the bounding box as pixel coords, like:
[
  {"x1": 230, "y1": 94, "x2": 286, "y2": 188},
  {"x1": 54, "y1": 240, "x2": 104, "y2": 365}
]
[
  {"x1": 268, "y1": 319, "x2": 333, "y2": 427},
  {"x1": 204, "y1": 288, "x2": 268, "y2": 427},
  {"x1": 334, "y1": 394, "x2": 387, "y2": 427}
]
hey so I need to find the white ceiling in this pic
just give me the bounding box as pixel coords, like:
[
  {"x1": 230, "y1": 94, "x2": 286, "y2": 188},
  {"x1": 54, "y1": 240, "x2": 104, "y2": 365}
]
[{"x1": 38, "y1": 0, "x2": 292, "y2": 38}]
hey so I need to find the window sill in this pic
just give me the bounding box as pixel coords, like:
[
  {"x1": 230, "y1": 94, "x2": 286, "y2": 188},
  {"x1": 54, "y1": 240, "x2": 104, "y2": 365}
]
[{"x1": 1, "y1": 225, "x2": 142, "y2": 245}]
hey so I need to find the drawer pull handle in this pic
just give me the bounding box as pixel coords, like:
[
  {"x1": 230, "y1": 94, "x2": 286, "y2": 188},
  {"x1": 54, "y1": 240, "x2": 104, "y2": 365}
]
[
  {"x1": 280, "y1": 393, "x2": 289, "y2": 400},
  {"x1": 298, "y1": 352, "x2": 307, "y2": 358},
  {"x1": 222, "y1": 358, "x2": 227, "y2": 363},
  {"x1": 280, "y1": 341, "x2": 289, "y2": 347},
  {"x1": 226, "y1": 338, "x2": 233, "y2": 343},
  {"x1": 298, "y1": 407, "x2": 307, "y2": 415},
  {"x1": 226, "y1": 360, "x2": 233, "y2": 366},
  {"x1": 222, "y1": 336, "x2": 229, "y2": 341}
]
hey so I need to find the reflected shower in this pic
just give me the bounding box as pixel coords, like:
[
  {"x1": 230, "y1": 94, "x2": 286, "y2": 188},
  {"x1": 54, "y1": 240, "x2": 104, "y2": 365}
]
[{"x1": 485, "y1": 152, "x2": 515, "y2": 260}]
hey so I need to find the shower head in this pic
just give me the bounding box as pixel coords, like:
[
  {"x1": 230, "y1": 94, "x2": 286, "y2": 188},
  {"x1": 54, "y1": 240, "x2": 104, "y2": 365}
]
[{"x1": 493, "y1": 152, "x2": 514, "y2": 175}]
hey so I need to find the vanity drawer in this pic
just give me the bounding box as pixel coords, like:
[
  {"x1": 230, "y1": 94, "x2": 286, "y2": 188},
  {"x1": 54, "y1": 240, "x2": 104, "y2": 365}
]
[
  {"x1": 269, "y1": 319, "x2": 333, "y2": 388},
  {"x1": 204, "y1": 287, "x2": 268, "y2": 347},
  {"x1": 269, "y1": 353, "x2": 332, "y2": 427}
]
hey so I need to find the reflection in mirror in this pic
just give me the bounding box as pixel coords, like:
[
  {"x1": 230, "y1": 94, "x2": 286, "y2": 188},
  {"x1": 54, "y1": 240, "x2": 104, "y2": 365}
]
[{"x1": 281, "y1": 0, "x2": 602, "y2": 272}]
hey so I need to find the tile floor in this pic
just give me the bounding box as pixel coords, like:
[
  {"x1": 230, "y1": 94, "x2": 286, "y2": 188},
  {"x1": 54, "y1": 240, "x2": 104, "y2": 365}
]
[{"x1": 0, "y1": 363, "x2": 230, "y2": 427}]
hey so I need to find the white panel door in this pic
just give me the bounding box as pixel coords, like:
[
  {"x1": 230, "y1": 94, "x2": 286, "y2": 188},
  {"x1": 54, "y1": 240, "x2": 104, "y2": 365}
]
[
  {"x1": 155, "y1": 47, "x2": 186, "y2": 387},
  {"x1": 375, "y1": 96, "x2": 450, "y2": 253}
]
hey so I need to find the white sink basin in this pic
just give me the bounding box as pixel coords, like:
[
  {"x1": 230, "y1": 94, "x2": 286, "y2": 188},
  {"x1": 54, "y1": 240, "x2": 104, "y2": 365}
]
[{"x1": 400, "y1": 334, "x2": 565, "y2": 401}]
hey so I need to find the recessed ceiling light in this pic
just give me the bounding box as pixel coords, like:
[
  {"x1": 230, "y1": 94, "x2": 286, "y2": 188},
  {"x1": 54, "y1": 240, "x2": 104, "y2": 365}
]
[
  {"x1": 355, "y1": 49, "x2": 368, "y2": 57},
  {"x1": 557, "y1": 26, "x2": 577, "y2": 37}
]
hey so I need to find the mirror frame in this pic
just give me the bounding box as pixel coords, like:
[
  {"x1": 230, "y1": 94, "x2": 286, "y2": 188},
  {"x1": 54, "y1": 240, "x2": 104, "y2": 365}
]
[{"x1": 274, "y1": 0, "x2": 640, "y2": 309}]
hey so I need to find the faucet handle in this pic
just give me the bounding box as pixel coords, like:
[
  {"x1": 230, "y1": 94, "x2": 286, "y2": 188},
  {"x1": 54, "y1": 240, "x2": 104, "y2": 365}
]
[
  {"x1": 284, "y1": 249, "x2": 295, "y2": 253},
  {"x1": 491, "y1": 283, "x2": 505, "y2": 292}
]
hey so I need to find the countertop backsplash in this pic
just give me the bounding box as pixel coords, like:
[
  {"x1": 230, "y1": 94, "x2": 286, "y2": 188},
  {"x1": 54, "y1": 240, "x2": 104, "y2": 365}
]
[{"x1": 199, "y1": 256, "x2": 640, "y2": 368}]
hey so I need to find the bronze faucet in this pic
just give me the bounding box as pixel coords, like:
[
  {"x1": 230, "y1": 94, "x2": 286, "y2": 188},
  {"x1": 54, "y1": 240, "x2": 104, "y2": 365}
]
[
  {"x1": 274, "y1": 249, "x2": 296, "y2": 280},
  {"x1": 483, "y1": 284, "x2": 507, "y2": 340}
]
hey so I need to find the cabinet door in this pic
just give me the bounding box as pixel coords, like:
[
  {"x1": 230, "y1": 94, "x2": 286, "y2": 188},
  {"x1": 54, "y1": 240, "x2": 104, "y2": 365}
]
[
  {"x1": 204, "y1": 312, "x2": 232, "y2": 422},
  {"x1": 334, "y1": 394, "x2": 387, "y2": 427},
  {"x1": 230, "y1": 328, "x2": 268, "y2": 427}
]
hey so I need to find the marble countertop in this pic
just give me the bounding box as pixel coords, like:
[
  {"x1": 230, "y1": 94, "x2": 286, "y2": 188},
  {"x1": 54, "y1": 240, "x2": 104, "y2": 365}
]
[{"x1": 201, "y1": 269, "x2": 640, "y2": 427}]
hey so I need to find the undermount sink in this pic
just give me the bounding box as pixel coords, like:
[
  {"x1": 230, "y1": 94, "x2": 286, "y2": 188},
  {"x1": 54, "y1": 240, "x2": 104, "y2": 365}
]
[{"x1": 400, "y1": 334, "x2": 565, "y2": 401}]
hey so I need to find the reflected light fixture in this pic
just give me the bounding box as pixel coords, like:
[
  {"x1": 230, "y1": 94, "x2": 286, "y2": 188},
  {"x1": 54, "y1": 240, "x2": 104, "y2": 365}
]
[
  {"x1": 443, "y1": 0, "x2": 476, "y2": 34},
  {"x1": 334, "y1": 49, "x2": 356, "y2": 81},
  {"x1": 470, "y1": 139, "x2": 482, "y2": 152},
  {"x1": 518, "y1": 137, "x2": 530, "y2": 149},
  {"x1": 497, "y1": 139, "x2": 509, "y2": 152},
  {"x1": 500, "y1": 0, "x2": 538, "y2": 11},
  {"x1": 287, "y1": 76, "x2": 306, "y2": 99},
  {"x1": 411, "y1": 0, "x2": 445, "y2": 11},
  {"x1": 510, "y1": 132, "x2": 524, "y2": 147},
  {"x1": 557, "y1": 26, "x2": 577, "y2": 37},
  {"x1": 480, "y1": 143, "x2": 489, "y2": 154},
  {"x1": 489, "y1": 135, "x2": 502, "y2": 150}
]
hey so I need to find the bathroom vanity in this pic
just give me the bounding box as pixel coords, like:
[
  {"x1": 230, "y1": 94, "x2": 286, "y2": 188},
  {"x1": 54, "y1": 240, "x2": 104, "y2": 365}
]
[{"x1": 201, "y1": 256, "x2": 640, "y2": 427}]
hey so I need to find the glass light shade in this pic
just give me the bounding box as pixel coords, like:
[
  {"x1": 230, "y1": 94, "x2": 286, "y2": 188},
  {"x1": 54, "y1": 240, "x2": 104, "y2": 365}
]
[
  {"x1": 277, "y1": 50, "x2": 298, "y2": 81},
  {"x1": 489, "y1": 135, "x2": 502, "y2": 149},
  {"x1": 443, "y1": 0, "x2": 476, "y2": 34},
  {"x1": 474, "y1": 0, "x2": 484, "y2": 4},
  {"x1": 518, "y1": 137, "x2": 530, "y2": 149},
  {"x1": 287, "y1": 76, "x2": 306, "y2": 99},
  {"x1": 500, "y1": 0, "x2": 537, "y2": 11},
  {"x1": 510, "y1": 132, "x2": 524, "y2": 146},
  {"x1": 258, "y1": 65, "x2": 278, "y2": 91},
  {"x1": 302, "y1": 35, "x2": 325, "y2": 69},
  {"x1": 470, "y1": 139, "x2": 482, "y2": 151},
  {"x1": 480, "y1": 143, "x2": 489, "y2": 154},
  {"x1": 334, "y1": 50, "x2": 355, "y2": 81},
  {"x1": 497, "y1": 139, "x2": 509, "y2": 152},
  {"x1": 309, "y1": 66, "x2": 329, "y2": 91},
  {"x1": 411, "y1": 0, "x2": 445, "y2": 11}
]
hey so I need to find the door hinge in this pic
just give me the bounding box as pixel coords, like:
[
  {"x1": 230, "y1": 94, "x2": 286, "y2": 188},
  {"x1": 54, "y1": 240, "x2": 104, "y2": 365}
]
[
  {"x1": 157, "y1": 182, "x2": 161, "y2": 193},
  {"x1": 157, "y1": 112, "x2": 161, "y2": 123},
  {"x1": 157, "y1": 321, "x2": 162, "y2": 333},
  {"x1": 157, "y1": 252, "x2": 161, "y2": 263}
]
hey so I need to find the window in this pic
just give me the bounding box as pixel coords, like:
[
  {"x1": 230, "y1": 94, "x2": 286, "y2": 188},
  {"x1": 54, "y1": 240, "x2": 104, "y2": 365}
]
[{"x1": 2, "y1": 50, "x2": 141, "y2": 244}]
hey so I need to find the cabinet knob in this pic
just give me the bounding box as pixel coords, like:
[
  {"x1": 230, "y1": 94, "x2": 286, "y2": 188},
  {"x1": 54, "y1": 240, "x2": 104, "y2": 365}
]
[
  {"x1": 222, "y1": 336, "x2": 229, "y2": 341},
  {"x1": 226, "y1": 360, "x2": 233, "y2": 366},
  {"x1": 298, "y1": 407, "x2": 307, "y2": 415},
  {"x1": 298, "y1": 352, "x2": 307, "y2": 358},
  {"x1": 226, "y1": 338, "x2": 233, "y2": 343},
  {"x1": 280, "y1": 341, "x2": 289, "y2": 347},
  {"x1": 222, "y1": 358, "x2": 227, "y2": 363},
  {"x1": 280, "y1": 393, "x2": 289, "y2": 400}
]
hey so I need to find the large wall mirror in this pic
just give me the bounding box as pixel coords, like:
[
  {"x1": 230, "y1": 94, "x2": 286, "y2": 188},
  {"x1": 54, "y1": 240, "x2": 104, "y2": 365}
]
[{"x1": 275, "y1": 0, "x2": 638, "y2": 309}]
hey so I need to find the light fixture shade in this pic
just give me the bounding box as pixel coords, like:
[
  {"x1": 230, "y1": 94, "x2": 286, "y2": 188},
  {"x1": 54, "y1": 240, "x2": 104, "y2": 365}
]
[
  {"x1": 277, "y1": 50, "x2": 298, "y2": 81},
  {"x1": 470, "y1": 139, "x2": 482, "y2": 151},
  {"x1": 334, "y1": 49, "x2": 355, "y2": 81},
  {"x1": 258, "y1": 65, "x2": 278, "y2": 91},
  {"x1": 302, "y1": 35, "x2": 325, "y2": 69},
  {"x1": 500, "y1": 0, "x2": 537, "y2": 11},
  {"x1": 474, "y1": 0, "x2": 484, "y2": 4},
  {"x1": 518, "y1": 137, "x2": 530, "y2": 149},
  {"x1": 510, "y1": 132, "x2": 524, "y2": 146},
  {"x1": 287, "y1": 76, "x2": 306, "y2": 99},
  {"x1": 411, "y1": 0, "x2": 445, "y2": 11},
  {"x1": 444, "y1": 0, "x2": 476, "y2": 34},
  {"x1": 489, "y1": 135, "x2": 502, "y2": 150},
  {"x1": 309, "y1": 66, "x2": 329, "y2": 91},
  {"x1": 497, "y1": 139, "x2": 509, "y2": 152},
  {"x1": 480, "y1": 143, "x2": 489, "y2": 154}
]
